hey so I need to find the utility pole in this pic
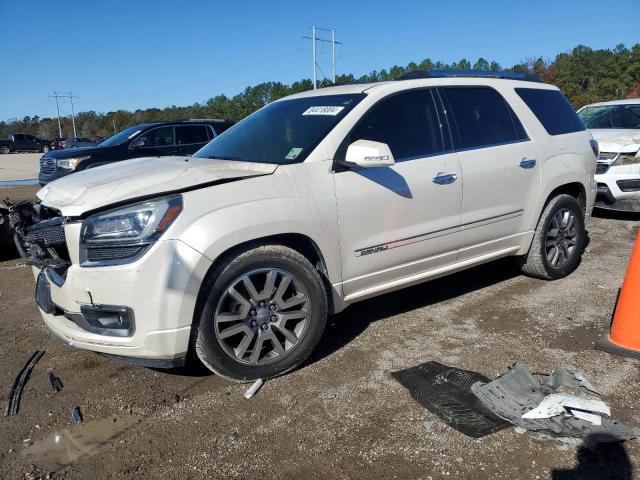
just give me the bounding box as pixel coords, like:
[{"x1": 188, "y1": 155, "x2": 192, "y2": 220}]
[
  {"x1": 49, "y1": 92, "x2": 63, "y2": 137},
  {"x1": 332, "y1": 28, "x2": 336, "y2": 83},
  {"x1": 68, "y1": 92, "x2": 78, "y2": 137},
  {"x1": 303, "y1": 26, "x2": 342, "y2": 89},
  {"x1": 312, "y1": 26, "x2": 317, "y2": 89},
  {"x1": 49, "y1": 91, "x2": 79, "y2": 137}
]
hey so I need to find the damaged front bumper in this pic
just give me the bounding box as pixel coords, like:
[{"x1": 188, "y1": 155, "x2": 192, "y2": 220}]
[{"x1": 10, "y1": 201, "x2": 213, "y2": 366}]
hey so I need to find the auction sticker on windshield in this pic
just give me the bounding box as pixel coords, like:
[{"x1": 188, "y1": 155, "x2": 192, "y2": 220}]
[{"x1": 302, "y1": 106, "x2": 345, "y2": 116}]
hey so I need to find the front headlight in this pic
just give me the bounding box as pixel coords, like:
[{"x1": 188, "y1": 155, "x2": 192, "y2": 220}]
[
  {"x1": 79, "y1": 195, "x2": 183, "y2": 266},
  {"x1": 614, "y1": 152, "x2": 640, "y2": 166},
  {"x1": 57, "y1": 155, "x2": 91, "y2": 170}
]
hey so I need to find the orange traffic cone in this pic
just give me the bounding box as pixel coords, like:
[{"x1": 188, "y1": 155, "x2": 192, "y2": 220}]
[{"x1": 596, "y1": 232, "x2": 640, "y2": 359}]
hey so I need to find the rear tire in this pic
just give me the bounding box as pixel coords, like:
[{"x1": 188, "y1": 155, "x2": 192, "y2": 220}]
[
  {"x1": 517, "y1": 194, "x2": 586, "y2": 280},
  {"x1": 193, "y1": 244, "x2": 328, "y2": 381},
  {"x1": 0, "y1": 146, "x2": 10, "y2": 154}
]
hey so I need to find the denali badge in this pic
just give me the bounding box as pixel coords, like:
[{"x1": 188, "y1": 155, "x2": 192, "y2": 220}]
[{"x1": 355, "y1": 244, "x2": 388, "y2": 257}]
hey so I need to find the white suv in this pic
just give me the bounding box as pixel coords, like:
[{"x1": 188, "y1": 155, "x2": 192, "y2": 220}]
[
  {"x1": 578, "y1": 99, "x2": 640, "y2": 212},
  {"x1": 12, "y1": 71, "x2": 596, "y2": 380}
]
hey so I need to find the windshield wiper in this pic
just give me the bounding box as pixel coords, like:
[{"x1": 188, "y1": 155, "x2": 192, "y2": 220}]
[{"x1": 204, "y1": 155, "x2": 248, "y2": 161}]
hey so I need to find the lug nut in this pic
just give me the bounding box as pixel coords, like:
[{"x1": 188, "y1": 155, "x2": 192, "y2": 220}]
[
  {"x1": 269, "y1": 304, "x2": 276, "y2": 311},
  {"x1": 270, "y1": 315, "x2": 277, "y2": 322},
  {"x1": 250, "y1": 310, "x2": 256, "y2": 316},
  {"x1": 261, "y1": 324, "x2": 269, "y2": 331},
  {"x1": 251, "y1": 320, "x2": 258, "y2": 327},
  {"x1": 259, "y1": 301, "x2": 266, "y2": 307}
]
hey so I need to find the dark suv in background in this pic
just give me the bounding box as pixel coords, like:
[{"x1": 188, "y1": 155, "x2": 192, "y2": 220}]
[{"x1": 38, "y1": 119, "x2": 234, "y2": 185}]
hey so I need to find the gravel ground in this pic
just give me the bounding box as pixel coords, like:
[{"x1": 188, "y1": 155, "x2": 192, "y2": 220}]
[
  {"x1": 0, "y1": 185, "x2": 639, "y2": 479},
  {"x1": 0, "y1": 153, "x2": 41, "y2": 182}
]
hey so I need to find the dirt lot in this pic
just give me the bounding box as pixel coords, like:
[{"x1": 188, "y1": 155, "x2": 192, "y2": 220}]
[{"x1": 1, "y1": 184, "x2": 639, "y2": 479}]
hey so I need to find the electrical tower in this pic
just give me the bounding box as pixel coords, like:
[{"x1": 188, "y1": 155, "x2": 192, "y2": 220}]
[
  {"x1": 49, "y1": 91, "x2": 79, "y2": 137},
  {"x1": 303, "y1": 26, "x2": 342, "y2": 89}
]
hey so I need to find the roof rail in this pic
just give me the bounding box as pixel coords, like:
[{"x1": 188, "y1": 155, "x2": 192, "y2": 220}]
[
  {"x1": 397, "y1": 69, "x2": 543, "y2": 83},
  {"x1": 187, "y1": 118, "x2": 228, "y2": 122}
]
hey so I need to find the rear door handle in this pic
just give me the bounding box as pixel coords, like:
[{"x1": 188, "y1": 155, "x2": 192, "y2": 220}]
[
  {"x1": 432, "y1": 173, "x2": 458, "y2": 185},
  {"x1": 519, "y1": 159, "x2": 537, "y2": 169}
]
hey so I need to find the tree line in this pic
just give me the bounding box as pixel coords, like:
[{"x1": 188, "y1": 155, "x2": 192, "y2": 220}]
[{"x1": 2, "y1": 43, "x2": 638, "y2": 140}]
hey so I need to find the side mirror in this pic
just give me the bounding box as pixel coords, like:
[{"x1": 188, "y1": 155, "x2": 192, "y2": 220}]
[
  {"x1": 344, "y1": 140, "x2": 395, "y2": 168},
  {"x1": 130, "y1": 138, "x2": 145, "y2": 149}
]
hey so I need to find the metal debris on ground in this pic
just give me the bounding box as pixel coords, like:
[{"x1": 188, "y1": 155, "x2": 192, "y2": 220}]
[
  {"x1": 72, "y1": 407, "x2": 83, "y2": 423},
  {"x1": 5, "y1": 350, "x2": 45, "y2": 416},
  {"x1": 49, "y1": 373, "x2": 63, "y2": 393},
  {"x1": 244, "y1": 379, "x2": 263, "y2": 399},
  {"x1": 392, "y1": 361, "x2": 510, "y2": 438},
  {"x1": 471, "y1": 364, "x2": 635, "y2": 442}
]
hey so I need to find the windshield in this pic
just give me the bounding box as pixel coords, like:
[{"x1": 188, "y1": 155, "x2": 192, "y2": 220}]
[
  {"x1": 97, "y1": 125, "x2": 145, "y2": 147},
  {"x1": 578, "y1": 104, "x2": 640, "y2": 129},
  {"x1": 194, "y1": 94, "x2": 365, "y2": 164}
]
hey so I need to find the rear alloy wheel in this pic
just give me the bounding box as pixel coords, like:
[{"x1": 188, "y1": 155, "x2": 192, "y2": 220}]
[
  {"x1": 41, "y1": 145, "x2": 50, "y2": 153},
  {"x1": 518, "y1": 194, "x2": 586, "y2": 280},
  {"x1": 0, "y1": 146, "x2": 10, "y2": 154},
  {"x1": 194, "y1": 245, "x2": 327, "y2": 381}
]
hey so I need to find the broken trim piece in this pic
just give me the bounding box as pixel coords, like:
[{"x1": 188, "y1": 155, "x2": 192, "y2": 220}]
[{"x1": 5, "y1": 351, "x2": 45, "y2": 416}]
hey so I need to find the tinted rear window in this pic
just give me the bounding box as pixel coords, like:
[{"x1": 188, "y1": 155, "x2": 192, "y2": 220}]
[
  {"x1": 442, "y1": 86, "x2": 527, "y2": 150},
  {"x1": 515, "y1": 88, "x2": 585, "y2": 135},
  {"x1": 176, "y1": 125, "x2": 209, "y2": 144}
]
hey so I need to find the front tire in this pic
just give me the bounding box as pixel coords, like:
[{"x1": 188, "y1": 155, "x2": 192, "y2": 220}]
[
  {"x1": 193, "y1": 245, "x2": 328, "y2": 381},
  {"x1": 517, "y1": 194, "x2": 586, "y2": 280}
]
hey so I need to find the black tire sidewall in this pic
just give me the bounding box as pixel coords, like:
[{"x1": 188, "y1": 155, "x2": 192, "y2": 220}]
[
  {"x1": 538, "y1": 196, "x2": 585, "y2": 279},
  {"x1": 196, "y1": 248, "x2": 327, "y2": 381}
]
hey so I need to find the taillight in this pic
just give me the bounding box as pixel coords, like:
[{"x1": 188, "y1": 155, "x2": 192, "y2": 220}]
[{"x1": 589, "y1": 139, "x2": 599, "y2": 158}]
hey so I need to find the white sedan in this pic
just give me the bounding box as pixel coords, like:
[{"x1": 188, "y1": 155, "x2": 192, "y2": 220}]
[{"x1": 578, "y1": 99, "x2": 640, "y2": 212}]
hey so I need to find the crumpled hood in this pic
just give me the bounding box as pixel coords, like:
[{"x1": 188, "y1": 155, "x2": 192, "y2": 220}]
[
  {"x1": 590, "y1": 129, "x2": 640, "y2": 154},
  {"x1": 37, "y1": 156, "x2": 277, "y2": 216}
]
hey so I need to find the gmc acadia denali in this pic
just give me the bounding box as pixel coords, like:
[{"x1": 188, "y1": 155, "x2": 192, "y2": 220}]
[{"x1": 11, "y1": 71, "x2": 597, "y2": 381}]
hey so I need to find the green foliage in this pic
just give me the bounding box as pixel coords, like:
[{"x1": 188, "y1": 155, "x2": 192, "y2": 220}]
[{"x1": 2, "y1": 43, "x2": 639, "y2": 139}]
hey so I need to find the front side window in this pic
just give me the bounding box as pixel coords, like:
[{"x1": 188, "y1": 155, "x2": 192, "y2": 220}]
[
  {"x1": 578, "y1": 104, "x2": 640, "y2": 130},
  {"x1": 194, "y1": 94, "x2": 364, "y2": 164},
  {"x1": 98, "y1": 126, "x2": 145, "y2": 147},
  {"x1": 134, "y1": 126, "x2": 175, "y2": 148},
  {"x1": 516, "y1": 88, "x2": 585, "y2": 135},
  {"x1": 176, "y1": 125, "x2": 209, "y2": 144},
  {"x1": 443, "y1": 86, "x2": 527, "y2": 149},
  {"x1": 345, "y1": 89, "x2": 444, "y2": 161}
]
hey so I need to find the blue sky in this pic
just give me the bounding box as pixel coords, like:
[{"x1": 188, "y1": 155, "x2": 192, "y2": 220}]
[{"x1": 1, "y1": 0, "x2": 638, "y2": 121}]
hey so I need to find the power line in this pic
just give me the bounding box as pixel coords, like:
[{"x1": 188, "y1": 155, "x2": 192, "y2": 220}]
[{"x1": 302, "y1": 26, "x2": 342, "y2": 89}]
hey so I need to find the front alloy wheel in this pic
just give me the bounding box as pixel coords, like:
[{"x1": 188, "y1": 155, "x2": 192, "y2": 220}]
[
  {"x1": 194, "y1": 245, "x2": 328, "y2": 381},
  {"x1": 214, "y1": 268, "x2": 311, "y2": 366}
]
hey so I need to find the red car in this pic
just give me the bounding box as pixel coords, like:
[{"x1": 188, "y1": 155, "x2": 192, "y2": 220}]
[{"x1": 51, "y1": 137, "x2": 67, "y2": 150}]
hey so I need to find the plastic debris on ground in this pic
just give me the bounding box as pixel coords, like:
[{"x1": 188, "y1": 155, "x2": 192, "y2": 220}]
[
  {"x1": 72, "y1": 407, "x2": 83, "y2": 423},
  {"x1": 244, "y1": 379, "x2": 263, "y2": 399},
  {"x1": 471, "y1": 364, "x2": 635, "y2": 442},
  {"x1": 392, "y1": 361, "x2": 510, "y2": 438},
  {"x1": 5, "y1": 351, "x2": 45, "y2": 416},
  {"x1": 49, "y1": 373, "x2": 63, "y2": 393}
]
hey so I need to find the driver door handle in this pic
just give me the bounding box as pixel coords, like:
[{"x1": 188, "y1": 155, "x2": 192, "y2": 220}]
[
  {"x1": 432, "y1": 173, "x2": 458, "y2": 185},
  {"x1": 519, "y1": 159, "x2": 537, "y2": 169}
]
